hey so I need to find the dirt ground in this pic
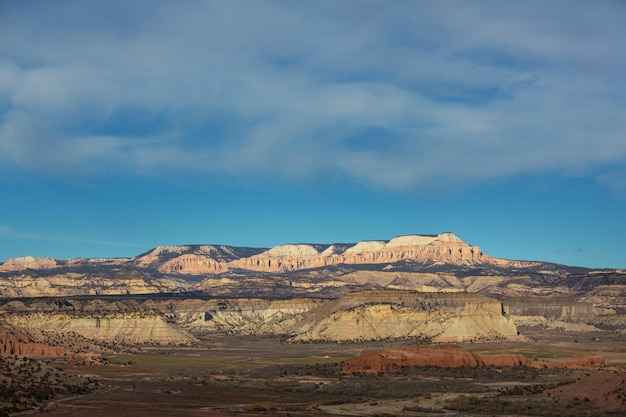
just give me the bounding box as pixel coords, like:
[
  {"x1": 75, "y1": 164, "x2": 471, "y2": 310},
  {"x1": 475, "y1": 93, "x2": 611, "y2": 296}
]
[{"x1": 31, "y1": 332, "x2": 626, "y2": 417}]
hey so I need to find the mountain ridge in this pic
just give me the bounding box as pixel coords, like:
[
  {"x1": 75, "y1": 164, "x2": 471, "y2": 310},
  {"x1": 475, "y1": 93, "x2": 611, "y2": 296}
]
[
  {"x1": 0, "y1": 232, "x2": 621, "y2": 304},
  {"x1": 1, "y1": 232, "x2": 537, "y2": 274}
]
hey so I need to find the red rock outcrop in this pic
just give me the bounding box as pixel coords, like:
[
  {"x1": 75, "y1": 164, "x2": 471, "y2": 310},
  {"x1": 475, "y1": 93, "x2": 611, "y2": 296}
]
[
  {"x1": 0, "y1": 326, "x2": 73, "y2": 360},
  {"x1": 342, "y1": 344, "x2": 605, "y2": 373},
  {"x1": 0, "y1": 256, "x2": 58, "y2": 271},
  {"x1": 342, "y1": 344, "x2": 483, "y2": 372},
  {"x1": 385, "y1": 344, "x2": 483, "y2": 368},
  {"x1": 0, "y1": 232, "x2": 543, "y2": 278},
  {"x1": 158, "y1": 254, "x2": 228, "y2": 274},
  {"x1": 560, "y1": 356, "x2": 606, "y2": 367},
  {"x1": 480, "y1": 353, "x2": 530, "y2": 367},
  {"x1": 231, "y1": 233, "x2": 484, "y2": 273},
  {"x1": 150, "y1": 233, "x2": 487, "y2": 275}
]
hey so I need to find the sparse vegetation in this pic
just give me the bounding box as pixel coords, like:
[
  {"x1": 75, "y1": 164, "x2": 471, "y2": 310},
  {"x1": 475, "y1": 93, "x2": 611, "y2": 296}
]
[
  {"x1": 0, "y1": 284, "x2": 621, "y2": 417},
  {"x1": 0, "y1": 355, "x2": 98, "y2": 413},
  {"x1": 0, "y1": 331, "x2": 619, "y2": 416},
  {"x1": 445, "y1": 395, "x2": 606, "y2": 416}
]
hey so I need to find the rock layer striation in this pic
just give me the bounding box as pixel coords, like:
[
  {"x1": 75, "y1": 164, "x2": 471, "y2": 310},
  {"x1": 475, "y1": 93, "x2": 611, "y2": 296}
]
[{"x1": 152, "y1": 233, "x2": 486, "y2": 274}]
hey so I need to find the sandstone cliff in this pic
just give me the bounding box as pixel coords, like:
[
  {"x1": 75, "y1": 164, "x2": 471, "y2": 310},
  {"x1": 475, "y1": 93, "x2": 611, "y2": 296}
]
[
  {"x1": 0, "y1": 233, "x2": 610, "y2": 286},
  {"x1": 0, "y1": 256, "x2": 59, "y2": 271},
  {"x1": 1, "y1": 232, "x2": 616, "y2": 299},
  {"x1": 160, "y1": 232, "x2": 487, "y2": 274},
  {"x1": 0, "y1": 325, "x2": 73, "y2": 359},
  {"x1": 143, "y1": 291, "x2": 521, "y2": 343},
  {"x1": 502, "y1": 297, "x2": 607, "y2": 331},
  {"x1": 134, "y1": 245, "x2": 263, "y2": 274},
  {"x1": 0, "y1": 233, "x2": 623, "y2": 337},
  {"x1": 1, "y1": 309, "x2": 194, "y2": 346},
  {"x1": 47, "y1": 232, "x2": 493, "y2": 277},
  {"x1": 0, "y1": 269, "x2": 190, "y2": 298},
  {"x1": 145, "y1": 297, "x2": 319, "y2": 335},
  {"x1": 290, "y1": 290, "x2": 520, "y2": 343},
  {"x1": 0, "y1": 291, "x2": 521, "y2": 344}
]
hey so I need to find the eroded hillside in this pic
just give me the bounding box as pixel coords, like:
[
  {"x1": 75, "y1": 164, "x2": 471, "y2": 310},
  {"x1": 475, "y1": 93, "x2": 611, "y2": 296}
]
[
  {"x1": 0, "y1": 290, "x2": 522, "y2": 345},
  {"x1": 0, "y1": 232, "x2": 624, "y2": 347}
]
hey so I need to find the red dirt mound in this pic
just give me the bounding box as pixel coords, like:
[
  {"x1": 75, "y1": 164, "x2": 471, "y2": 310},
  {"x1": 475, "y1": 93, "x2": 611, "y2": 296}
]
[
  {"x1": 480, "y1": 353, "x2": 530, "y2": 367},
  {"x1": 343, "y1": 344, "x2": 483, "y2": 373},
  {"x1": 545, "y1": 371, "x2": 626, "y2": 412},
  {"x1": 342, "y1": 344, "x2": 605, "y2": 373}
]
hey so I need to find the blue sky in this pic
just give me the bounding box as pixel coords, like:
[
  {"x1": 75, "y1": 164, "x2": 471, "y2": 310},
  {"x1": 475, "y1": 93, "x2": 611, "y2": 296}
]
[{"x1": 1, "y1": 1, "x2": 625, "y2": 268}]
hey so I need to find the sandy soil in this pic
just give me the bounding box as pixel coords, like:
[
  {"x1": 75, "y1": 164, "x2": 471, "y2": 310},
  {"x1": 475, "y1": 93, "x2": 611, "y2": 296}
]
[{"x1": 23, "y1": 333, "x2": 626, "y2": 417}]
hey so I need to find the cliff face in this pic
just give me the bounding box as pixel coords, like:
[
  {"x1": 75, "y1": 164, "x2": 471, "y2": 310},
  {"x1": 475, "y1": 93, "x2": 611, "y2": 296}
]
[
  {"x1": 0, "y1": 299, "x2": 194, "y2": 345},
  {"x1": 2, "y1": 312, "x2": 193, "y2": 345},
  {"x1": 149, "y1": 298, "x2": 319, "y2": 335},
  {"x1": 0, "y1": 256, "x2": 58, "y2": 271},
  {"x1": 0, "y1": 233, "x2": 623, "y2": 334},
  {"x1": 289, "y1": 291, "x2": 520, "y2": 343},
  {"x1": 159, "y1": 254, "x2": 229, "y2": 274},
  {"x1": 503, "y1": 299, "x2": 595, "y2": 321},
  {"x1": 0, "y1": 232, "x2": 490, "y2": 277},
  {"x1": 156, "y1": 232, "x2": 486, "y2": 274},
  {"x1": 135, "y1": 244, "x2": 265, "y2": 274},
  {"x1": 0, "y1": 291, "x2": 521, "y2": 344},
  {"x1": 0, "y1": 232, "x2": 614, "y2": 299},
  {"x1": 0, "y1": 325, "x2": 72, "y2": 358},
  {"x1": 147, "y1": 290, "x2": 520, "y2": 343},
  {"x1": 0, "y1": 269, "x2": 190, "y2": 298}
]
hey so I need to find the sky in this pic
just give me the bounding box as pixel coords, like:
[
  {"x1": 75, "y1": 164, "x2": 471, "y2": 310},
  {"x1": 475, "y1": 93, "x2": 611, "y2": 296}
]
[{"x1": 0, "y1": 1, "x2": 625, "y2": 269}]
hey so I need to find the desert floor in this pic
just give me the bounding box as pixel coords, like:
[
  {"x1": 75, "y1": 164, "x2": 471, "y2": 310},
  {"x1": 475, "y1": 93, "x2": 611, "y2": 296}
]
[{"x1": 32, "y1": 329, "x2": 626, "y2": 417}]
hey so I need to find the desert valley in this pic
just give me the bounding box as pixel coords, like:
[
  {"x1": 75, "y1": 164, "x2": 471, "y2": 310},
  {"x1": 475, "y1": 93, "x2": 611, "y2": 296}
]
[{"x1": 0, "y1": 232, "x2": 624, "y2": 416}]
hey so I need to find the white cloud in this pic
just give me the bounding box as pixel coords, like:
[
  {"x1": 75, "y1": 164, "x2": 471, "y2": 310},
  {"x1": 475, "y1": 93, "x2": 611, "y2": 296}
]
[
  {"x1": 598, "y1": 169, "x2": 626, "y2": 195},
  {"x1": 0, "y1": 225, "x2": 11, "y2": 238},
  {"x1": 1, "y1": 0, "x2": 625, "y2": 191}
]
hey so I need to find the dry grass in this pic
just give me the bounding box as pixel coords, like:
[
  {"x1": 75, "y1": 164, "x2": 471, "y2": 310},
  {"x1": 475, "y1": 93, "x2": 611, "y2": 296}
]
[{"x1": 2, "y1": 333, "x2": 623, "y2": 417}]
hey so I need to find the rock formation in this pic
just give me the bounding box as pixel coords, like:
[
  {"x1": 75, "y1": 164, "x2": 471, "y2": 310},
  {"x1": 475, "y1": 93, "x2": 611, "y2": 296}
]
[
  {"x1": 151, "y1": 298, "x2": 319, "y2": 335},
  {"x1": 144, "y1": 290, "x2": 521, "y2": 343},
  {"x1": 162, "y1": 232, "x2": 487, "y2": 274},
  {"x1": 0, "y1": 256, "x2": 58, "y2": 271},
  {"x1": 70, "y1": 232, "x2": 493, "y2": 277},
  {"x1": 0, "y1": 290, "x2": 521, "y2": 344},
  {"x1": 1, "y1": 311, "x2": 193, "y2": 345},
  {"x1": 289, "y1": 290, "x2": 521, "y2": 343},
  {"x1": 135, "y1": 244, "x2": 265, "y2": 274},
  {"x1": 342, "y1": 344, "x2": 606, "y2": 373},
  {"x1": 0, "y1": 325, "x2": 73, "y2": 359},
  {"x1": 503, "y1": 298, "x2": 595, "y2": 321},
  {"x1": 0, "y1": 232, "x2": 624, "y2": 339},
  {"x1": 0, "y1": 268, "x2": 189, "y2": 298}
]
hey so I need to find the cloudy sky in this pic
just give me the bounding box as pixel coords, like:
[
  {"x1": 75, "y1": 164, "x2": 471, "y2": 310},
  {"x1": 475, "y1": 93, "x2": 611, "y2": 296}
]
[{"x1": 1, "y1": 1, "x2": 625, "y2": 268}]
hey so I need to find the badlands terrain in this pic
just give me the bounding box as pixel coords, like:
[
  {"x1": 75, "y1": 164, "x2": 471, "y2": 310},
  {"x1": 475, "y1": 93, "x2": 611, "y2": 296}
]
[{"x1": 0, "y1": 232, "x2": 624, "y2": 416}]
